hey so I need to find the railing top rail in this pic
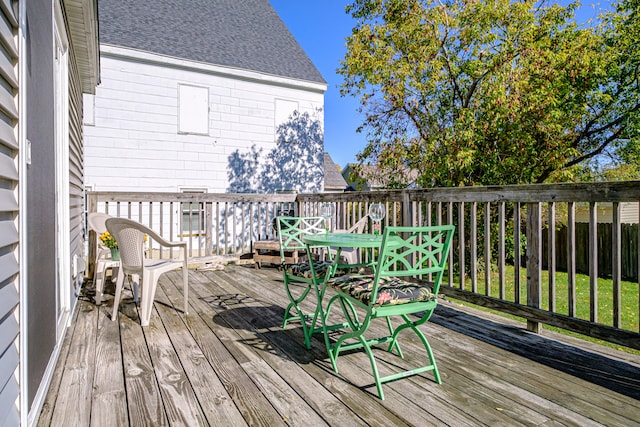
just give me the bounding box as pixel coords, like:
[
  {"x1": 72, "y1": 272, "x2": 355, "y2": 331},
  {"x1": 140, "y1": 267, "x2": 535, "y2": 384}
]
[
  {"x1": 89, "y1": 181, "x2": 640, "y2": 206},
  {"x1": 298, "y1": 181, "x2": 640, "y2": 204},
  {"x1": 89, "y1": 191, "x2": 299, "y2": 203}
]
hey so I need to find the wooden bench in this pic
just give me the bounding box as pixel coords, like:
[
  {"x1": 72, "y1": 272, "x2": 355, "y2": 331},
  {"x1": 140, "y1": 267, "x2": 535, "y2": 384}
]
[{"x1": 252, "y1": 240, "x2": 299, "y2": 268}]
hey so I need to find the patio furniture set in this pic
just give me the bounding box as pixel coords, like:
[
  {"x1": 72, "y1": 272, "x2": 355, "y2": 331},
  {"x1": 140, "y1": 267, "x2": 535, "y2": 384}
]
[{"x1": 88, "y1": 208, "x2": 455, "y2": 400}]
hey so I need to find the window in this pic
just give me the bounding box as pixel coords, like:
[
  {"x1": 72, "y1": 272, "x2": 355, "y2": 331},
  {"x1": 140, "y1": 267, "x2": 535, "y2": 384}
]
[
  {"x1": 178, "y1": 84, "x2": 209, "y2": 134},
  {"x1": 275, "y1": 99, "x2": 298, "y2": 135},
  {"x1": 180, "y1": 188, "x2": 206, "y2": 234}
]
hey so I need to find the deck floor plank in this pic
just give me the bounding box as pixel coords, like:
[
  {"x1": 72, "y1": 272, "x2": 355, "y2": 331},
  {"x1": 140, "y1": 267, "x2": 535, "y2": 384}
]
[
  {"x1": 90, "y1": 304, "x2": 128, "y2": 426},
  {"x1": 160, "y1": 270, "x2": 290, "y2": 426},
  {"x1": 36, "y1": 299, "x2": 80, "y2": 427},
  {"x1": 48, "y1": 300, "x2": 97, "y2": 427},
  {"x1": 152, "y1": 283, "x2": 248, "y2": 426},
  {"x1": 118, "y1": 303, "x2": 168, "y2": 426},
  {"x1": 141, "y1": 302, "x2": 209, "y2": 425},
  {"x1": 38, "y1": 265, "x2": 640, "y2": 427}
]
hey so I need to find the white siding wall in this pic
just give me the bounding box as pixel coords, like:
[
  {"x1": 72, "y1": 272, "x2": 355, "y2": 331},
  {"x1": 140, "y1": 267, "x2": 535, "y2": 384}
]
[
  {"x1": 575, "y1": 202, "x2": 640, "y2": 224},
  {"x1": 84, "y1": 47, "x2": 325, "y2": 193},
  {"x1": 0, "y1": 2, "x2": 19, "y2": 425}
]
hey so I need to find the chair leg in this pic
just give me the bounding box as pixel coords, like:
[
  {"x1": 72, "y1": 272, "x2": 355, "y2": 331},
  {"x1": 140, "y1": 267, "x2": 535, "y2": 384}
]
[
  {"x1": 131, "y1": 274, "x2": 139, "y2": 303},
  {"x1": 139, "y1": 275, "x2": 157, "y2": 327},
  {"x1": 94, "y1": 260, "x2": 107, "y2": 305},
  {"x1": 384, "y1": 316, "x2": 403, "y2": 358},
  {"x1": 361, "y1": 337, "x2": 386, "y2": 400},
  {"x1": 111, "y1": 269, "x2": 125, "y2": 321},
  {"x1": 281, "y1": 279, "x2": 312, "y2": 327}
]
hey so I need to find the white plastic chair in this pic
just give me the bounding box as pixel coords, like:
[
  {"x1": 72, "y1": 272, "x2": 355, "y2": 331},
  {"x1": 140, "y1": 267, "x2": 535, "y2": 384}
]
[
  {"x1": 326, "y1": 215, "x2": 369, "y2": 265},
  {"x1": 106, "y1": 218, "x2": 189, "y2": 326},
  {"x1": 88, "y1": 212, "x2": 121, "y2": 305}
]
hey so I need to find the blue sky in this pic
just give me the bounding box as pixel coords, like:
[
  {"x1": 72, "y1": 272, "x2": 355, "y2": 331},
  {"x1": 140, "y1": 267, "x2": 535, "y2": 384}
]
[
  {"x1": 270, "y1": 1, "x2": 366, "y2": 168},
  {"x1": 270, "y1": 1, "x2": 609, "y2": 169}
]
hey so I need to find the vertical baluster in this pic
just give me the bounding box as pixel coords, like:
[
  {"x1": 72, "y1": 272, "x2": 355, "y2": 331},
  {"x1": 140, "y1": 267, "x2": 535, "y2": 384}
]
[
  {"x1": 589, "y1": 202, "x2": 598, "y2": 323},
  {"x1": 215, "y1": 202, "x2": 220, "y2": 255},
  {"x1": 514, "y1": 202, "x2": 521, "y2": 304},
  {"x1": 613, "y1": 202, "x2": 621, "y2": 328},
  {"x1": 499, "y1": 201, "x2": 505, "y2": 299},
  {"x1": 567, "y1": 202, "x2": 576, "y2": 317},
  {"x1": 470, "y1": 202, "x2": 477, "y2": 294},
  {"x1": 206, "y1": 201, "x2": 213, "y2": 257},
  {"x1": 446, "y1": 202, "x2": 453, "y2": 286},
  {"x1": 526, "y1": 202, "x2": 541, "y2": 333},
  {"x1": 458, "y1": 202, "x2": 465, "y2": 290},
  {"x1": 548, "y1": 202, "x2": 556, "y2": 312},
  {"x1": 485, "y1": 202, "x2": 491, "y2": 296}
]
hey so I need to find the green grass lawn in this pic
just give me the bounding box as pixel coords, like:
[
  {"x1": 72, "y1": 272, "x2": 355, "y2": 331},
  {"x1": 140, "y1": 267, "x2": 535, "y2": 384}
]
[{"x1": 450, "y1": 265, "x2": 640, "y2": 356}]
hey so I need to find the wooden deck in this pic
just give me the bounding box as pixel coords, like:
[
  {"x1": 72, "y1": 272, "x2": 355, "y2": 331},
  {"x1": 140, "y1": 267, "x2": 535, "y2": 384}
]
[{"x1": 38, "y1": 264, "x2": 640, "y2": 426}]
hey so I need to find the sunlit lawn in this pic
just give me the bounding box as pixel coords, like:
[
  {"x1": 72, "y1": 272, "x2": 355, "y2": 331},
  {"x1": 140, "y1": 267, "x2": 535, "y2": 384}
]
[{"x1": 451, "y1": 265, "x2": 640, "y2": 355}]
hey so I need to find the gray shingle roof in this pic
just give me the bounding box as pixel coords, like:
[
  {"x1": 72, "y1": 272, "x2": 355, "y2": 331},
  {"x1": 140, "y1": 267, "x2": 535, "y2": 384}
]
[
  {"x1": 98, "y1": 0, "x2": 326, "y2": 84},
  {"x1": 324, "y1": 153, "x2": 347, "y2": 191}
]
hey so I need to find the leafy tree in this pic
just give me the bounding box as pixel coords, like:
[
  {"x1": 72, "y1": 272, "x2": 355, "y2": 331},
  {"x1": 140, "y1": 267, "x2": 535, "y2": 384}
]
[{"x1": 339, "y1": 0, "x2": 640, "y2": 186}]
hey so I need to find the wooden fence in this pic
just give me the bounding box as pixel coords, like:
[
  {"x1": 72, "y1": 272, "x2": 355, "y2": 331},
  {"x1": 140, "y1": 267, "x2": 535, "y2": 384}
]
[
  {"x1": 544, "y1": 223, "x2": 638, "y2": 281},
  {"x1": 87, "y1": 181, "x2": 640, "y2": 350}
]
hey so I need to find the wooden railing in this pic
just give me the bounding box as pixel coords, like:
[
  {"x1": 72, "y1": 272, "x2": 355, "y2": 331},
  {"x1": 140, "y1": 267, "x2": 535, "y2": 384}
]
[
  {"x1": 87, "y1": 181, "x2": 640, "y2": 350},
  {"x1": 87, "y1": 192, "x2": 298, "y2": 261}
]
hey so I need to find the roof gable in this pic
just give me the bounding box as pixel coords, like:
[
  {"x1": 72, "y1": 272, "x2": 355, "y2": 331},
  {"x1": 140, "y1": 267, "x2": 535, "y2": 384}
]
[
  {"x1": 98, "y1": 0, "x2": 325, "y2": 84},
  {"x1": 324, "y1": 153, "x2": 347, "y2": 191}
]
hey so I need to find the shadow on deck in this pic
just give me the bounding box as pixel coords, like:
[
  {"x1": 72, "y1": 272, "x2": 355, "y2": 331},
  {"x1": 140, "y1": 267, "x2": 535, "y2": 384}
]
[{"x1": 38, "y1": 265, "x2": 640, "y2": 426}]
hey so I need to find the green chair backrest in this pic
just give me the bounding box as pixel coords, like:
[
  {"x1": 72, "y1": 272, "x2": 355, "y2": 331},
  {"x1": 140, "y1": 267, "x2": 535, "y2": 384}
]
[
  {"x1": 375, "y1": 225, "x2": 455, "y2": 296},
  {"x1": 276, "y1": 216, "x2": 326, "y2": 254}
]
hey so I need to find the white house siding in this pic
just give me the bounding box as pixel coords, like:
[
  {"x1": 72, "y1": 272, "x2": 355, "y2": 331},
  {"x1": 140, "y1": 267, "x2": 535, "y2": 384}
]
[
  {"x1": 575, "y1": 202, "x2": 640, "y2": 224},
  {"x1": 0, "y1": 1, "x2": 19, "y2": 424},
  {"x1": 84, "y1": 46, "x2": 326, "y2": 194}
]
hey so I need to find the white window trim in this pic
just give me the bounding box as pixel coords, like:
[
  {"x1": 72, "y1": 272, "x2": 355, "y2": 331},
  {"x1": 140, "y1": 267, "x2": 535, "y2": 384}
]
[
  {"x1": 179, "y1": 187, "x2": 207, "y2": 236},
  {"x1": 178, "y1": 84, "x2": 209, "y2": 135},
  {"x1": 54, "y1": 0, "x2": 71, "y2": 337}
]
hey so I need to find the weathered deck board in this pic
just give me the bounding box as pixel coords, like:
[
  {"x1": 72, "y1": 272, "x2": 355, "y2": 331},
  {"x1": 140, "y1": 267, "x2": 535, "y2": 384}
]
[
  {"x1": 153, "y1": 285, "x2": 247, "y2": 426},
  {"x1": 39, "y1": 265, "x2": 640, "y2": 427},
  {"x1": 119, "y1": 302, "x2": 168, "y2": 425},
  {"x1": 90, "y1": 305, "x2": 127, "y2": 426},
  {"x1": 36, "y1": 299, "x2": 79, "y2": 427},
  {"x1": 48, "y1": 301, "x2": 97, "y2": 427}
]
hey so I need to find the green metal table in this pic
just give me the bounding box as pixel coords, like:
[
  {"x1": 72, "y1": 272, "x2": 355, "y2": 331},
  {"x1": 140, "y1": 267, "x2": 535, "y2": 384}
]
[{"x1": 301, "y1": 232, "x2": 389, "y2": 348}]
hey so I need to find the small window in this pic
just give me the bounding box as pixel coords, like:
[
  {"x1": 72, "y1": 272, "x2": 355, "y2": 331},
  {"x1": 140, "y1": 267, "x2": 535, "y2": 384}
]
[
  {"x1": 178, "y1": 84, "x2": 209, "y2": 134},
  {"x1": 180, "y1": 188, "x2": 207, "y2": 234},
  {"x1": 275, "y1": 99, "x2": 299, "y2": 140}
]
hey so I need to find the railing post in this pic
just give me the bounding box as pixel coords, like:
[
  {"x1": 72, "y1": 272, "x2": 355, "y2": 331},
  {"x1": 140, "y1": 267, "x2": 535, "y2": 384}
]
[
  {"x1": 402, "y1": 190, "x2": 411, "y2": 226},
  {"x1": 526, "y1": 202, "x2": 542, "y2": 333},
  {"x1": 87, "y1": 192, "x2": 97, "y2": 279},
  {"x1": 205, "y1": 202, "x2": 213, "y2": 257}
]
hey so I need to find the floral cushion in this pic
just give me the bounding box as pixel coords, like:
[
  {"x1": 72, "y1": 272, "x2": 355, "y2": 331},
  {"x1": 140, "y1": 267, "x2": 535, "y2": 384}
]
[
  {"x1": 284, "y1": 261, "x2": 342, "y2": 279},
  {"x1": 330, "y1": 274, "x2": 436, "y2": 306}
]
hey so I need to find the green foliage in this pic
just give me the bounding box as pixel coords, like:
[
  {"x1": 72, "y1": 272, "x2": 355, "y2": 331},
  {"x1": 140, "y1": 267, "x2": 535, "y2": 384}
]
[{"x1": 340, "y1": 0, "x2": 640, "y2": 186}]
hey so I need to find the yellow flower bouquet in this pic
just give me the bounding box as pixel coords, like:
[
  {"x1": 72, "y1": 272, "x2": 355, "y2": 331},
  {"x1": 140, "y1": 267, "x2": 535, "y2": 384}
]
[
  {"x1": 99, "y1": 231, "x2": 118, "y2": 249},
  {"x1": 99, "y1": 230, "x2": 147, "y2": 249}
]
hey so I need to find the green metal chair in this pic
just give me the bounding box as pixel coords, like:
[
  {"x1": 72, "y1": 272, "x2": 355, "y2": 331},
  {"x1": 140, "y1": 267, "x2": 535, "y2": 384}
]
[
  {"x1": 276, "y1": 216, "x2": 335, "y2": 349},
  {"x1": 322, "y1": 224, "x2": 455, "y2": 399}
]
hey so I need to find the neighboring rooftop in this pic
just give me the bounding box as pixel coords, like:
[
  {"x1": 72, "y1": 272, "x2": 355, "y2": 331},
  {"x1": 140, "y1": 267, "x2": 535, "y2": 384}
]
[
  {"x1": 324, "y1": 153, "x2": 348, "y2": 192},
  {"x1": 98, "y1": 0, "x2": 326, "y2": 84}
]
